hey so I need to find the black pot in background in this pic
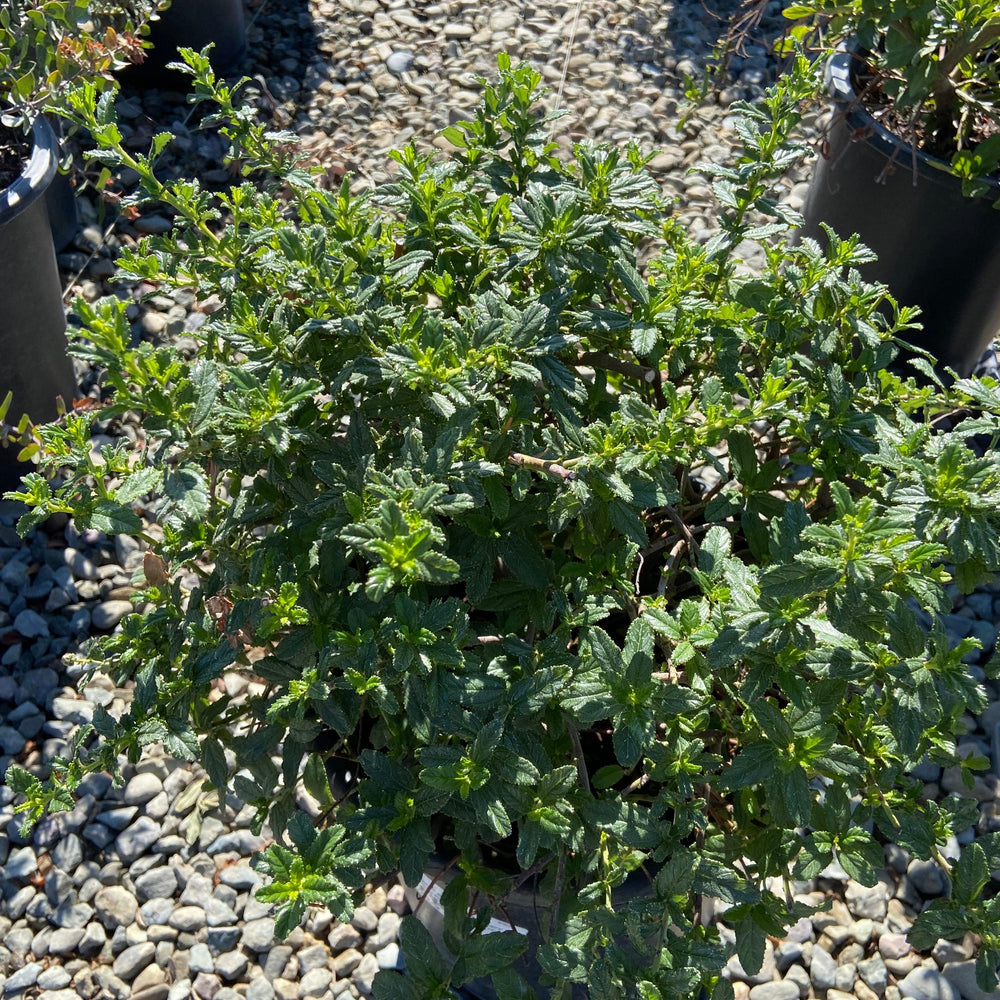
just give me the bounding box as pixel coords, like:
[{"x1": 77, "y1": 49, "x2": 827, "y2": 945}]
[
  {"x1": 801, "y1": 49, "x2": 1000, "y2": 378},
  {"x1": 405, "y1": 856, "x2": 659, "y2": 1000},
  {"x1": 44, "y1": 117, "x2": 79, "y2": 251},
  {"x1": 0, "y1": 116, "x2": 76, "y2": 490},
  {"x1": 123, "y1": 0, "x2": 247, "y2": 87},
  {"x1": 44, "y1": 166, "x2": 78, "y2": 252}
]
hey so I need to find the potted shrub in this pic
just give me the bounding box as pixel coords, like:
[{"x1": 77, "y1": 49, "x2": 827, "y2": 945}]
[
  {"x1": 778, "y1": 1, "x2": 1000, "y2": 376},
  {"x1": 7, "y1": 51, "x2": 1000, "y2": 998},
  {"x1": 0, "y1": 0, "x2": 163, "y2": 486}
]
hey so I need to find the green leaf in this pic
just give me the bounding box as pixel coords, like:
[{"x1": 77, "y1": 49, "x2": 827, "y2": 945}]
[
  {"x1": 461, "y1": 931, "x2": 529, "y2": 978},
  {"x1": 909, "y1": 903, "x2": 975, "y2": 950},
  {"x1": 303, "y1": 752, "x2": 335, "y2": 810},
  {"x1": 371, "y1": 972, "x2": 420, "y2": 1000},
  {"x1": 398, "y1": 916, "x2": 450, "y2": 989},
  {"x1": 201, "y1": 739, "x2": 229, "y2": 792},
  {"x1": 190, "y1": 360, "x2": 220, "y2": 434},
  {"x1": 736, "y1": 915, "x2": 766, "y2": 976},
  {"x1": 86, "y1": 499, "x2": 143, "y2": 535},
  {"x1": 952, "y1": 843, "x2": 990, "y2": 906}
]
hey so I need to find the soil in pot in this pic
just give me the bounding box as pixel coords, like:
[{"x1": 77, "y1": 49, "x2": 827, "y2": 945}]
[{"x1": 800, "y1": 51, "x2": 1000, "y2": 378}]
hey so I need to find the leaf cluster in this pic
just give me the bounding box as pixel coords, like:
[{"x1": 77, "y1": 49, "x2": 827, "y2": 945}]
[{"x1": 0, "y1": 0, "x2": 166, "y2": 128}]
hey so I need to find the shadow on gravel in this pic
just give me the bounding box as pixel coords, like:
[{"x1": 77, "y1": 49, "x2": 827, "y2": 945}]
[
  {"x1": 614, "y1": 0, "x2": 794, "y2": 95},
  {"x1": 245, "y1": 0, "x2": 323, "y2": 127}
]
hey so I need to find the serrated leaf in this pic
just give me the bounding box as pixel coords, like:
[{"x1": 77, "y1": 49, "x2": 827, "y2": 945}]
[
  {"x1": 736, "y1": 916, "x2": 765, "y2": 976},
  {"x1": 86, "y1": 499, "x2": 143, "y2": 535}
]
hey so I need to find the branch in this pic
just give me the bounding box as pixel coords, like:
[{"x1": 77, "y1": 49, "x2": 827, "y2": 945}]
[
  {"x1": 508, "y1": 453, "x2": 577, "y2": 482},
  {"x1": 576, "y1": 350, "x2": 662, "y2": 384}
]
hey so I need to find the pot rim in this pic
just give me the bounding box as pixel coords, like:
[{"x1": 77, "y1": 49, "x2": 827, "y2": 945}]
[
  {"x1": 0, "y1": 113, "x2": 58, "y2": 226},
  {"x1": 825, "y1": 47, "x2": 1000, "y2": 198}
]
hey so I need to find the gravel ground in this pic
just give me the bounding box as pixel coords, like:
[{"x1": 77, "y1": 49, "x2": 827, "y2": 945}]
[{"x1": 1, "y1": 2, "x2": 998, "y2": 1000}]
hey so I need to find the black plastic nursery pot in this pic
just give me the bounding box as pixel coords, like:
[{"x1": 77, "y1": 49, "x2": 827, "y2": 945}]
[
  {"x1": 801, "y1": 50, "x2": 1000, "y2": 378},
  {"x1": 405, "y1": 856, "x2": 656, "y2": 1000},
  {"x1": 0, "y1": 116, "x2": 75, "y2": 490},
  {"x1": 124, "y1": 0, "x2": 247, "y2": 86},
  {"x1": 44, "y1": 166, "x2": 78, "y2": 252}
]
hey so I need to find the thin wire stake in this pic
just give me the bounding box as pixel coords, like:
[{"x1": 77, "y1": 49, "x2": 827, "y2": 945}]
[{"x1": 550, "y1": 0, "x2": 586, "y2": 136}]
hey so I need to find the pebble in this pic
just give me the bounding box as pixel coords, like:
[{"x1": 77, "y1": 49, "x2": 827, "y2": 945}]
[
  {"x1": 94, "y1": 885, "x2": 139, "y2": 929},
  {"x1": 124, "y1": 772, "x2": 165, "y2": 805},
  {"x1": 114, "y1": 941, "x2": 157, "y2": 980},
  {"x1": 92, "y1": 599, "x2": 136, "y2": 630},
  {"x1": 898, "y1": 968, "x2": 962, "y2": 1000},
  {"x1": 748, "y1": 985, "x2": 799, "y2": 1000},
  {"x1": 385, "y1": 51, "x2": 414, "y2": 75}
]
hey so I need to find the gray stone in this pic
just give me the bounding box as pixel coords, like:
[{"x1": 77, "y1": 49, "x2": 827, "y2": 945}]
[
  {"x1": 846, "y1": 880, "x2": 889, "y2": 921},
  {"x1": 79, "y1": 920, "x2": 107, "y2": 955},
  {"x1": 114, "y1": 941, "x2": 157, "y2": 980},
  {"x1": 296, "y1": 943, "x2": 329, "y2": 974},
  {"x1": 332, "y1": 948, "x2": 363, "y2": 977},
  {"x1": 942, "y1": 960, "x2": 995, "y2": 1000},
  {"x1": 140, "y1": 897, "x2": 175, "y2": 925},
  {"x1": 47, "y1": 927, "x2": 85, "y2": 955},
  {"x1": 52, "y1": 901, "x2": 94, "y2": 928},
  {"x1": 5, "y1": 845, "x2": 36, "y2": 879},
  {"x1": 133, "y1": 988, "x2": 171, "y2": 1000},
  {"x1": 376, "y1": 942, "x2": 401, "y2": 970},
  {"x1": 206, "y1": 925, "x2": 242, "y2": 954},
  {"x1": 180, "y1": 873, "x2": 215, "y2": 907},
  {"x1": 810, "y1": 946, "x2": 837, "y2": 990},
  {"x1": 371, "y1": 910, "x2": 401, "y2": 949},
  {"x1": 907, "y1": 859, "x2": 948, "y2": 896},
  {"x1": 204, "y1": 897, "x2": 238, "y2": 926},
  {"x1": 834, "y1": 962, "x2": 857, "y2": 992},
  {"x1": 880, "y1": 933, "x2": 912, "y2": 960},
  {"x1": 97, "y1": 805, "x2": 138, "y2": 830},
  {"x1": 188, "y1": 942, "x2": 215, "y2": 974},
  {"x1": 124, "y1": 772, "x2": 165, "y2": 805},
  {"x1": 353, "y1": 952, "x2": 379, "y2": 996},
  {"x1": 262, "y1": 945, "x2": 293, "y2": 980},
  {"x1": 218, "y1": 864, "x2": 260, "y2": 891},
  {"x1": 242, "y1": 917, "x2": 276, "y2": 952},
  {"x1": 932, "y1": 937, "x2": 975, "y2": 964},
  {"x1": 50, "y1": 832, "x2": 83, "y2": 872},
  {"x1": 37, "y1": 966, "x2": 72, "y2": 990},
  {"x1": 135, "y1": 866, "x2": 178, "y2": 901},
  {"x1": 92, "y1": 599, "x2": 135, "y2": 629},
  {"x1": 192, "y1": 971, "x2": 221, "y2": 999},
  {"x1": 327, "y1": 923, "x2": 363, "y2": 950},
  {"x1": 0, "y1": 725, "x2": 25, "y2": 754},
  {"x1": 4, "y1": 961, "x2": 41, "y2": 992},
  {"x1": 299, "y1": 968, "x2": 333, "y2": 997},
  {"x1": 216, "y1": 950, "x2": 249, "y2": 981},
  {"x1": 386, "y1": 51, "x2": 414, "y2": 75},
  {"x1": 351, "y1": 906, "x2": 378, "y2": 933},
  {"x1": 748, "y1": 985, "x2": 800, "y2": 1000},
  {"x1": 115, "y1": 816, "x2": 162, "y2": 863},
  {"x1": 899, "y1": 968, "x2": 962, "y2": 1000},
  {"x1": 5, "y1": 885, "x2": 36, "y2": 920},
  {"x1": 858, "y1": 954, "x2": 889, "y2": 993},
  {"x1": 246, "y1": 978, "x2": 275, "y2": 1000},
  {"x1": 13, "y1": 609, "x2": 48, "y2": 637},
  {"x1": 169, "y1": 905, "x2": 207, "y2": 932},
  {"x1": 95, "y1": 885, "x2": 139, "y2": 929},
  {"x1": 783, "y1": 964, "x2": 811, "y2": 999}
]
